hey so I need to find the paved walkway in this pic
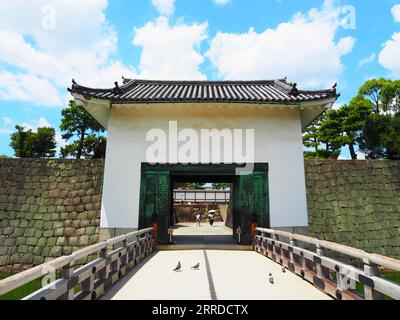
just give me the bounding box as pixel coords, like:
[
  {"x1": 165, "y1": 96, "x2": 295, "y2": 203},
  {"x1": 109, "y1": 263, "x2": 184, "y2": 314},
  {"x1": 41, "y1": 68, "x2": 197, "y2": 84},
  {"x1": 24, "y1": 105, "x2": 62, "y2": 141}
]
[
  {"x1": 172, "y1": 222, "x2": 234, "y2": 245},
  {"x1": 173, "y1": 222, "x2": 233, "y2": 236},
  {"x1": 102, "y1": 250, "x2": 331, "y2": 300}
]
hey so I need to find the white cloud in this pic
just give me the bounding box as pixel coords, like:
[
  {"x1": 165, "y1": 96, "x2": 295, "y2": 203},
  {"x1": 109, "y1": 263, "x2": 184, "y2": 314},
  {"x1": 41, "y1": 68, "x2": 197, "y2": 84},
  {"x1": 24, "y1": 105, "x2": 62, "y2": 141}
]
[
  {"x1": 379, "y1": 5, "x2": 400, "y2": 76},
  {"x1": 0, "y1": 0, "x2": 137, "y2": 106},
  {"x1": 206, "y1": 0, "x2": 355, "y2": 87},
  {"x1": 151, "y1": 0, "x2": 175, "y2": 16},
  {"x1": 358, "y1": 53, "x2": 376, "y2": 68},
  {"x1": 133, "y1": 17, "x2": 208, "y2": 80},
  {"x1": 213, "y1": 0, "x2": 231, "y2": 6},
  {"x1": 332, "y1": 101, "x2": 344, "y2": 110},
  {"x1": 0, "y1": 117, "x2": 13, "y2": 135},
  {"x1": 2, "y1": 117, "x2": 12, "y2": 126},
  {"x1": 379, "y1": 33, "x2": 400, "y2": 77},
  {"x1": 38, "y1": 117, "x2": 51, "y2": 127},
  {"x1": 0, "y1": 72, "x2": 62, "y2": 106},
  {"x1": 338, "y1": 154, "x2": 349, "y2": 160},
  {"x1": 55, "y1": 132, "x2": 67, "y2": 149},
  {"x1": 392, "y1": 4, "x2": 400, "y2": 23},
  {"x1": 357, "y1": 150, "x2": 366, "y2": 160}
]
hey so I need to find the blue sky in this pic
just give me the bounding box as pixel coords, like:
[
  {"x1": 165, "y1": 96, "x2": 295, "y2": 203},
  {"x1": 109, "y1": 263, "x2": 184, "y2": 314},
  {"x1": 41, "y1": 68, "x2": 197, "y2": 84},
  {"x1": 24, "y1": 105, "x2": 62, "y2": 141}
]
[{"x1": 0, "y1": 0, "x2": 400, "y2": 158}]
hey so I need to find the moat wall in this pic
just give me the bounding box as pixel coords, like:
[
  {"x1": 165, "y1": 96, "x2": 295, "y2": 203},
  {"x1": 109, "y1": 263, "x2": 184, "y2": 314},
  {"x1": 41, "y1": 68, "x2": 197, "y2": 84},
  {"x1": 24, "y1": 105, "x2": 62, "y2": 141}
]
[
  {"x1": 0, "y1": 159, "x2": 104, "y2": 271},
  {"x1": 0, "y1": 159, "x2": 399, "y2": 271},
  {"x1": 305, "y1": 160, "x2": 400, "y2": 259}
]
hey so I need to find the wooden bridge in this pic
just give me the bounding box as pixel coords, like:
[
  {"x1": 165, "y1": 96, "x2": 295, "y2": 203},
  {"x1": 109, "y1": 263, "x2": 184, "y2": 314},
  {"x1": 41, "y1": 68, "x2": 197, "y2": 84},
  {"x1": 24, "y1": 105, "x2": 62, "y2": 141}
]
[{"x1": 0, "y1": 227, "x2": 399, "y2": 300}]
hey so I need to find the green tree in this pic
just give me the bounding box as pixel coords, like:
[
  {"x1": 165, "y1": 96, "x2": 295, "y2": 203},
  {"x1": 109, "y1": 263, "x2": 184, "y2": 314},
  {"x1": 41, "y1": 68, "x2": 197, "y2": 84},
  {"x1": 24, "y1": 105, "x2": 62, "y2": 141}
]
[
  {"x1": 9, "y1": 125, "x2": 32, "y2": 158},
  {"x1": 31, "y1": 127, "x2": 57, "y2": 158},
  {"x1": 61, "y1": 135, "x2": 107, "y2": 159},
  {"x1": 357, "y1": 113, "x2": 400, "y2": 160},
  {"x1": 303, "y1": 121, "x2": 321, "y2": 157},
  {"x1": 318, "y1": 109, "x2": 343, "y2": 159},
  {"x1": 60, "y1": 100, "x2": 105, "y2": 159},
  {"x1": 357, "y1": 78, "x2": 400, "y2": 159},
  {"x1": 83, "y1": 135, "x2": 107, "y2": 159},
  {"x1": 339, "y1": 97, "x2": 372, "y2": 159},
  {"x1": 9, "y1": 125, "x2": 56, "y2": 158},
  {"x1": 186, "y1": 183, "x2": 206, "y2": 189},
  {"x1": 303, "y1": 113, "x2": 341, "y2": 159},
  {"x1": 358, "y1": 78, "x2": 400, "y2": 113},
  {"x1": 211, "y1": 183, "x2": 231, "y2": 190}
]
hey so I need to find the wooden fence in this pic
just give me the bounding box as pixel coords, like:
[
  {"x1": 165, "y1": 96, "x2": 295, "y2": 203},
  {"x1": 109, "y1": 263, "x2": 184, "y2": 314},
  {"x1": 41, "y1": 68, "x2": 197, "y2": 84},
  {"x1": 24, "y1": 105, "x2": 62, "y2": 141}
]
[
  {"x1": 173, "y1": 189, "x2": 230, "y2": 204},
  {"x1": 0, "y1": 227, "x2": 155, "y2": 300},
  {"x1": 254, "y1": 227, "x2": 400, "y2": 300}
]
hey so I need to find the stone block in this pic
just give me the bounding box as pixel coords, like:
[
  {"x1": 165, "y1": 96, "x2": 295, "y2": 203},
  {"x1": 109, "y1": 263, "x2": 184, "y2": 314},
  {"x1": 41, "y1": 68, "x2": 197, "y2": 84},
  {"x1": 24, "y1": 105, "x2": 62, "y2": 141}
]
[
  {"x1": 49, "y1": 246, "x2": 62, "y2": 257},
  {"x1": 33, "y1": 256, "x2": 44, "y2": 265},
  {"x1": 63, "y1": 246, "x2": 73, "y2": 255},
  {"x1": 0, "y1": 255, "x2": 8, "y2": 266},
  {"x1": 79, "y1": 235, "x2": 89, "y2": 246},
  {"x1": 26, "y1": 237, "x2": 38, "y2": 246},
  {"x1": 54, "y1": 227, "x2": 64, "y2": 236},
  {"x1": 56, "y1": 237, "x2": 67, "y2": 246},
  {"x1": 43, "y1": 230, "x2": 54, "y2": 238},
  {"x1": 76, "y1": 228, "x2": 85, "y2": 236},
  {"x1": 68, "y1": 237, "x2": 79, "y2": 246},
  {"x1": 46, "y1": 237, "x2": 57, "y2": 246}
]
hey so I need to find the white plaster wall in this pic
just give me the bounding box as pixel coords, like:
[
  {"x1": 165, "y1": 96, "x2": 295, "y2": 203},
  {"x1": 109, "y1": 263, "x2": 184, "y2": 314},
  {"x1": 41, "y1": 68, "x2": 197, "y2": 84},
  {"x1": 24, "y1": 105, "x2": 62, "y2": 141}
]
[{"x1": 100, "y1": 104, "x2": 308, "y2": 229}]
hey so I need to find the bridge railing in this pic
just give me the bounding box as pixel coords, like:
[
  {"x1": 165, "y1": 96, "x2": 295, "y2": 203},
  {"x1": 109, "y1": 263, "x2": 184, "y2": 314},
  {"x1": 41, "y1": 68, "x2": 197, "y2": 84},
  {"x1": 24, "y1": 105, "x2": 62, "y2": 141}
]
[
  {"x1": 254, "y1": 227, "x2": 400, "y2": 300},
  {"x1": 0, "y1": 227, "x2": 155, "y2": 300}
]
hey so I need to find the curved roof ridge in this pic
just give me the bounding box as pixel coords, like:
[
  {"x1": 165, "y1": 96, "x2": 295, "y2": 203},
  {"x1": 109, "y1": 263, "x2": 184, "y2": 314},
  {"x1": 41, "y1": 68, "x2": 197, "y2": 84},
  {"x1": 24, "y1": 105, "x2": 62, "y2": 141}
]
[{"x1": 68, "y1": 77, "x2": 339, "y2": 104}]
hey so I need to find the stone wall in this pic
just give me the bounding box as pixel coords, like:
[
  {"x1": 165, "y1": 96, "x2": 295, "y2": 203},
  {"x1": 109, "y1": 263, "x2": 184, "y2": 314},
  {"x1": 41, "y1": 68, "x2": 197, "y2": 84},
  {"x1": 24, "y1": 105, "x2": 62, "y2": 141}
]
[
  {"x1": 1, "y1": 159, "x2": 400, "y2": 271},
  {"x1": 305, "y1": 160, "x2": 400, "y2": 259},
  {"x1": 0, "y1": 159, "x2": 104, "y2": 272}
]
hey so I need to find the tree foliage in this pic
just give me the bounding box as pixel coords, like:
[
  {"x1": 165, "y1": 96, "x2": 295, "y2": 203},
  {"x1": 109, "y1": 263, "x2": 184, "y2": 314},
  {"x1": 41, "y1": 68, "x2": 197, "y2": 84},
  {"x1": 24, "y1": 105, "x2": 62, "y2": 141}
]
[
  {"x1": 61, "y1": 134, "x2": 107, "y2": 159},
  {"x1": 60, "y1": 100, "x2": 105, "y2": 159},
  {"x1": 9, "y1": 125, "x2": 56, "y2": 158},
  {"x1": 356, "y1": 79, "x2": 400, "y2": 159},
  {"x1": 211, "y1": 183, "x2": 231, "y2": 190},
  {"x1": 304, "y1": 78, "x2": 400, "y2": 160}
]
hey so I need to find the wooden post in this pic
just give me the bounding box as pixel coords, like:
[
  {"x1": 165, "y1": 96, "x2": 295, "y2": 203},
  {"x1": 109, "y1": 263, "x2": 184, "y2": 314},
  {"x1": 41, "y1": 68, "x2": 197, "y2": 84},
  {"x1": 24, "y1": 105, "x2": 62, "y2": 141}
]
[
  {"x1": 315, "y1": 240, "x2": 323, "y2": 279},
  {"x1": 61, "y1": 263, "x2": 74, "y2": 300},
  {"x1": 152, "y1": 223, "x2": 158, "y2": 247},
  {"x1": 99, "y1": 247, "x2": 110, "y2": 282},
  {"x1": 271, "y1": 231, "x2": 277, "y2": 261},
  {"x1": 363, "y1": 254, "x2": 383, "y2": 300},
  {"x1": 251, "y1": 223, "x2": 257, "y2": 245},
  {"x1": 289, "y1": 236, "x2": 296, "y2": 271}
]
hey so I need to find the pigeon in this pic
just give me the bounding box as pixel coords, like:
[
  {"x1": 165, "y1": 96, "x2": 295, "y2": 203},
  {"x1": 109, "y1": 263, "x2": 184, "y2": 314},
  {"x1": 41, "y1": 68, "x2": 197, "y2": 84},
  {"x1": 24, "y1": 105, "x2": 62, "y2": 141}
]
[
  {"x1": 282, "y1": 266, "x2": 286, "y2": 273},
  {"x1": 191, "y1": 262, "x2": 200, "y2": 270},
  {"x1": 268, "y1": 273, "x2": 274, "y2": 284},
  {"x1": 173, "y1": 261, "x2": 181, "y2": 272}
]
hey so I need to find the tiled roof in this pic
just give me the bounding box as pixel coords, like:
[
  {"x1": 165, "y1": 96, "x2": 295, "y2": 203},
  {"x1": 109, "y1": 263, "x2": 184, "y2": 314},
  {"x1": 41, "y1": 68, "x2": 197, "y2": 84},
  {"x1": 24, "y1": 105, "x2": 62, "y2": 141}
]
[{"x1": 69, "y1": 78, "x2": 338, "y2": 104}]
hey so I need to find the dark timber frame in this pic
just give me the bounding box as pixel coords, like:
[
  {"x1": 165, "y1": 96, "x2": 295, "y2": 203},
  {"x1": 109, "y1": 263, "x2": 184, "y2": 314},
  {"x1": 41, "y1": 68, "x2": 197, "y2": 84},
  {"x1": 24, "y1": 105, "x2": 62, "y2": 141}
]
[{"x1": 138, "y1": 163, "x2": 270, "y2": 245}]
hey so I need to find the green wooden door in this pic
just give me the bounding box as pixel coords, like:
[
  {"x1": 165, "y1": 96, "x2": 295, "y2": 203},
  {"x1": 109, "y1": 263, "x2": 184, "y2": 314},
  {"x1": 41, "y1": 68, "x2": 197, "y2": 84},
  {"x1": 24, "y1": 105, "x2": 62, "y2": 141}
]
[
  {"x1": 139, "y1": 170, "x2": 171, "y2": 244},
  {"x1": 232, "y1": 171, "x2": 269, "y2": 244}
]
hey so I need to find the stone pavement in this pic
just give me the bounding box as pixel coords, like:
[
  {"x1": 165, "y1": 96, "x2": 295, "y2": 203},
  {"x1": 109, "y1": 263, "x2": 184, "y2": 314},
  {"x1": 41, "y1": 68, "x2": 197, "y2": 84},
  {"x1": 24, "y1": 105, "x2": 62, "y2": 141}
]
[
  {"x1": 172, "y1": 222, "x2": 234, "y2": 245},
  {"x1": 102, "y1": 250, "x2": 331, "y2": 300},
  {"x1": 173, "y1": 222, "x2": 233, "y2": 236}
]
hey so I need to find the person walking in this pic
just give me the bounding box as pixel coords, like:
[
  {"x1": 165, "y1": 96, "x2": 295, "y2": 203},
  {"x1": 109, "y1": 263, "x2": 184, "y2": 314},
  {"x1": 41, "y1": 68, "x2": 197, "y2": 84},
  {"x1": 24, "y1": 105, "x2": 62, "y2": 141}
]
[
  {"x1": 208, "y1": 210, "x2": 215, "y2": 226},
  {"x1": 195, "y1": 212, "x2": 201, "y2": 226}
]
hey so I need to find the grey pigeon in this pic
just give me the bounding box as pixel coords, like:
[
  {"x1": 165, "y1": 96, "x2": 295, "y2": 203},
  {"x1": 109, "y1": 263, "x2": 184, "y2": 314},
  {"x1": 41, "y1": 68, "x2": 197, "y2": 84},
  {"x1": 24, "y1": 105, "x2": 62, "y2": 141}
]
[
  {"x1": 282, "y1": 266, "x2": 286, "y2": 273},
  {"x1": 268, "y1": 273, "x2": 274, "y2": 284},
  {"x1": 173, "y1": 261, "x2": 181, "y2": 272},
  {"x1": 191, "y1": 262, "x2": 200, "y2": 270}
]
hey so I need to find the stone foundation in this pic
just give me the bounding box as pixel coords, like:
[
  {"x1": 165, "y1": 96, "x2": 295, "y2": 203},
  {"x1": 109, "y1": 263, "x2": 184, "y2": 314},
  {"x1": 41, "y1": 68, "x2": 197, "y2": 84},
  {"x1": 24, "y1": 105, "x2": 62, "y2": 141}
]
[
  {"x1": 305, "y1": 160, "x2": 400, "y2": 259},
  {"x1": 0, "y1": 158, "x2": 104, "y2": 272}
]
